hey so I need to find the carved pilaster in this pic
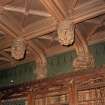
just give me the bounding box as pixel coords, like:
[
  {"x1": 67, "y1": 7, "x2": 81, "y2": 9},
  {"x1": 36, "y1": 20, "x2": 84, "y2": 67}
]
[{"x1": 57, "y1": 20, "x2": 75, "y2": 46}]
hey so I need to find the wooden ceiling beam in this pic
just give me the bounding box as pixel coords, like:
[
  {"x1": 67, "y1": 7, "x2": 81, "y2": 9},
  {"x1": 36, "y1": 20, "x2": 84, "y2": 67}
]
[
  {"x1": 0, "y1": 37, "x2": 12, "y2": 51},
  {"x1": 87, "y1": 16, "x2": 105, "y2": 39},
  {"x1": 0, "y1": 0, "x2": 105, "y2": 42},
  {"x1": 72, "y1": 0, "x2": 78, "y2": 8},
  {"x1": 24, "y1": 0, "x2": 32, "y2": 16},
  {"x1": 40, "y1": 0, "x2": 65, "y2": 21},
  {"x1": 69, "y1": 0, "x2": 78, "y2": 9},
  {"x1": 70, "y1": 0, "x2": 105, "y2": 23},
  {"x1": 52, "y1": 0, "x2": 67, "y2": 17},
  {"x1": 3, "y1": 6, "x2": 51, "y2": 17},
  {"x1": 0, "y1": 14, "x2": 22, "y2": 37},
  {"x1": 0, "y1": 51, "x2": 14, "y2": 63},
  {"x1": 23, "y1": 17, "x2": 57, "y2": 40},
  {"x1": 23, "y1": 0, "x2": 105, "y2": 40},
  {"x1": 0, "y1": 57, "x2": 10, "y2": 62}
]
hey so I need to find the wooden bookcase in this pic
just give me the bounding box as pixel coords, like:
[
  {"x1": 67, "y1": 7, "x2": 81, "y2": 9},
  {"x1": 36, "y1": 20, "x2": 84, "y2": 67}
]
[{"x1": 1, "y1": 66, "x2": 105, "y2": 105}]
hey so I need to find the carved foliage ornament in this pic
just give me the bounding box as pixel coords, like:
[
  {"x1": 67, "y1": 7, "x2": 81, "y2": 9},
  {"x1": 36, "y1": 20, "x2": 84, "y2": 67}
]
[
  {"x1": 11, "y1": 37, "x2": 26, "y2": 60},
  {"x1": 57, "y1": 20, "x2": 74, "y2": 46}
]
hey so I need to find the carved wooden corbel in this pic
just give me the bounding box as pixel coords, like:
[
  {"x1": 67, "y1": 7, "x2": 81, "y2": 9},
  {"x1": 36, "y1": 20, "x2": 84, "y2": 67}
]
[
  {"x1": 73, "y1": 26, "x2": 95, "y2": 71},
  {"x1": 11, "y1": 37, "x2": 26, "y2": 60},
  {"x1": 57, "y1": 20, "x2": 75, "y2": 45}
]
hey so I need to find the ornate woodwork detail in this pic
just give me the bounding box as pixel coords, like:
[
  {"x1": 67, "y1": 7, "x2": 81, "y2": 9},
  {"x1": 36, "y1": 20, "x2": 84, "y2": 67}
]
[
  {"x1": 73, "y1": 27, "x2": 95, "y2": 71},
  {"x1": 11, "y1": 37, "x2": 26, "y2": 60},
  {"x1": 29, "y1": 42, "x2": 47, "y2": 80},
  {"x1": 57, "y1": 20, "x2": 75, "y2": 45}
]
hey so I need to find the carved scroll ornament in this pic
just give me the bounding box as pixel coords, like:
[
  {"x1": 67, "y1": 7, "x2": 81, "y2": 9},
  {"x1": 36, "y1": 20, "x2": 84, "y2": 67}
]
[
  {"x1": 11, "y1": 37, "x2": 26, "y2": 60},
  {"x1": 57, "y1": 20, "x2": 74, "y2": 45}
]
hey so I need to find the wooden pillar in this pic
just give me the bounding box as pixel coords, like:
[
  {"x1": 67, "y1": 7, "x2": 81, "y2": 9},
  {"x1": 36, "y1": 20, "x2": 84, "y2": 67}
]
[
  {"x1": 27, "y1": 93, "x2": 33, "y2": 105},
  {"x1": 69, "y1": 80, "x2": 78, "y2": 105}
]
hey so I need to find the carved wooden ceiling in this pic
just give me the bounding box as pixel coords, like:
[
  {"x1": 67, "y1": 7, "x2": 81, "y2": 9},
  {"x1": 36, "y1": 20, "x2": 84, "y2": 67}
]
[{"x1": 0, "y1": 0, "x2": 105, "y2": 70}]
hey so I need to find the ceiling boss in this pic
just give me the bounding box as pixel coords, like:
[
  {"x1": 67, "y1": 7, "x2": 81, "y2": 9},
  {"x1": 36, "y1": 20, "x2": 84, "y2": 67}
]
[{"x1": 57, "y1": 20, "x2": 75, "y2": 46}]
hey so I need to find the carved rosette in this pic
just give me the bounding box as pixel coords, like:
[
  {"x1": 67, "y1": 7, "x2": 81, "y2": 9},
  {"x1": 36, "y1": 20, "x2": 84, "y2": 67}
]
[
  {"x1": 57, "y1": 20, "x2": 74, "y2": 45},
  {"x1": 11, "y1": 37, "x2": 26, "y2": 60}
]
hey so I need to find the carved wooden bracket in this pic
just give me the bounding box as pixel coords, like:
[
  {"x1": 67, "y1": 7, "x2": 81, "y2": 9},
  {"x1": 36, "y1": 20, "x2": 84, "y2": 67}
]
[
  {"x1": 57, "y1": 20, "x2": 75, "y2": 45},
  {"x1": 11, "y1": 37, "x2": 26, "y2": 60},
  {"x1": 28, "y1": 42, "x2": 47, "y2": 80},
  {"x1": 73, "y1": 27, "x2": 95, "y2": 71}
]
